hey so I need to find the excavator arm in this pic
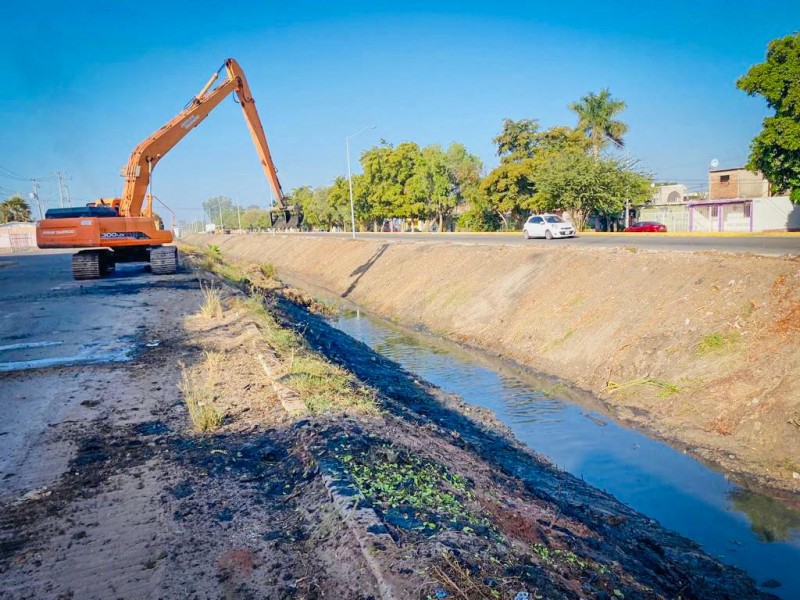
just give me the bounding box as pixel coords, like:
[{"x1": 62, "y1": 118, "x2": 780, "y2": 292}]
[{"x1": 120, "y1": 58, "x2": 286, "y2": 217}]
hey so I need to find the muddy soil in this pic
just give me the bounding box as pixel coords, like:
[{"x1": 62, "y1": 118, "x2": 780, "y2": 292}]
[
  {"x1": 184, "y1": 233, "x2": 800, "y2": 494},
  {"x1": 0, "y1": 253, "x2": 775, "y2": 599}
]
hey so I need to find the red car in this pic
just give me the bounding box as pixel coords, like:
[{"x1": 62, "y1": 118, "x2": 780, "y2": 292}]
[{"x1": 624, "y1": 221, "x2": 667, "y2": 232}]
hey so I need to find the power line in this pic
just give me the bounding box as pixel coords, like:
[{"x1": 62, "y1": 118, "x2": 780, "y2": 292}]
[{"x1": 0, "y1": 165, "x2": 55, "y2": 182}]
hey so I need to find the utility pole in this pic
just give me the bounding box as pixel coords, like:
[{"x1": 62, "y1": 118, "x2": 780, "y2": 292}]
[
  {"x1": 30, "y1": 179, "x2": 43, "y2": 219},
  {"x1": 63, "y1": 173, "x2": 72, "y2": 207},
  {"x1": 217, "y1": 196, "x2": 224, "y2": 229},
  {"x1": 236, "y1": 197, "x2": 242, "y2": 230},
  {"x1": 54, "y1": 172, "x2": 65, "y2": 208}
]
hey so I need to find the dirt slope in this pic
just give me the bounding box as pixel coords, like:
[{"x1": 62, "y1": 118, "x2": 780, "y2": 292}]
[{"x1": 186, "y1": 233, "x2": 800, "y2": 493}]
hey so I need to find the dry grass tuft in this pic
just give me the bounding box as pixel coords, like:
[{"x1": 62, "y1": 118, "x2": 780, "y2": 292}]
[
  {"x1": 199, "y1": 282, "x2": 224, "y2": 319},
  {"x1": 177, "y1": 352, "x2": 224, "y2": 432}
]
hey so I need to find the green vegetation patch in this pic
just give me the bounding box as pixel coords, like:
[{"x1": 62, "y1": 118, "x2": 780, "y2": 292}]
[
  {"x1": 604, "y1": 377, "x2": 681, "y2": 398},
  {"x1": 337, "y1": 446, "x2": 489, "y2": 535},
  {"x1": 241, "y1": 294, "x2": 376, "y2": 414},
  {"x1": 697, "y1": 332, "x2": 741, "y2": 356},
  {"x1": 287, "y1": 353, "x2": 375, "y2": 413},
  {"x1": 533, "y1": 543, "x2": 608, "y2": 574}
]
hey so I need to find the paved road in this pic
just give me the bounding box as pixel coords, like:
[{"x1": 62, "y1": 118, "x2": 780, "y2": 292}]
[
  {"x1": 0, "y1": 251, "x2": 197, "y2": 494},
  {"x1": 293, "y1": 231, "x2": 800, "y2": 256}
]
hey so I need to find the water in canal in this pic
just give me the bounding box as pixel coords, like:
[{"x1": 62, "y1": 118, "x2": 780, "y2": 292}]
[{"x1": 331, "y1": 309, "x2": 800, "y2": 599}]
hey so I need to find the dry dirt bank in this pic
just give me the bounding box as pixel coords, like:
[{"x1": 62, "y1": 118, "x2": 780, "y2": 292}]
[{"x1": 186, "y1": 233, "x2": 800, "y2": 494}]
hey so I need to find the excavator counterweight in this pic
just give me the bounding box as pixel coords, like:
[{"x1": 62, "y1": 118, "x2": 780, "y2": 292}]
[{"x1": 37, "y1": 58, "x2": 299, "y2": 280}]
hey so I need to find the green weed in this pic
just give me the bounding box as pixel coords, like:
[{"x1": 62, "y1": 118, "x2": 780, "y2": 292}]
[
  {"x1": 697, "y1": 332, "x2": 740, "y2": 355},
  {"x1": 205, "y1": 244, "x2": 222, "y2": 263},
  {"x1": 532, "y1": 543, "x2": 608, "y2": 574},
  {"x1": 260, "y1": 263, "x2": 278, "y2": 279},
  {"x1": 287, "y1": 353, "x2": 375, "y2": 413},
  {"x1": 340, "y1": 449, "x2": 486, "y2": 533},
  {"x1": 604, "y1": 377, "x2": 681, "y2": 398}
]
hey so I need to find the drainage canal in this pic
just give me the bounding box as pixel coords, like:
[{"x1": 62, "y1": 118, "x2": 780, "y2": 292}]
[{"x1": 330, "y1": 308, "x2": 800, "y2": 599}]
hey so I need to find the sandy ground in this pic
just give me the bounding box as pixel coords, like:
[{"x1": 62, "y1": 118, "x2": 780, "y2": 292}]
[
  {"x1": 0, "y1": 252, "x2": 776, "y2": 598},
  {"x1": 185, "y1": 233, "x2": 800, "y2": 495}
]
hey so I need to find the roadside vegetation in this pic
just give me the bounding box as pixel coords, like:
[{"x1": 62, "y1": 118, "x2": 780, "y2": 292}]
[
  {"x1": 178, "y1": 352, "x2": 224, "y2": 432},
  {"x1": 187, "y1": 89, "x2": 651, "y2": 234},
  {"x1": 198, "y1": 282, "x2": 223, "y2": 319},
  {"x1": 737, "y1": 32, "x2": 800, "y2": 203},
  {"x1": 604, "y1": 377, "x2": 681, "y2": 398},
  {"x1": 0, "y1": 195, "x2": 32, "y2": 223},
  {"x1": 182, "y1": 242, "x2": 376, "y2": 416},
  {"x1": 696, "y1": 331, "x2": 741, "y2": 355},
  {"x1": 181, "y1": 33, "x2": 798, "y2": 238}
]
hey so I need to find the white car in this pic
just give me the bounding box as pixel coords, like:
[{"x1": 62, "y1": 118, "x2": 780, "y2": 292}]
[{"x1": 523, "y1": 214, "x2": 576, "y2": 239}]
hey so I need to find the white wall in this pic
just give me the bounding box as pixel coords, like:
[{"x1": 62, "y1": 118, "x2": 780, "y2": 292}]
[
  {"x1": 753, "y1": 197, "x2": 800, "y2": 232},
  {"x1": 0, "y1": 224, "x2": 36, "y2": 249}
]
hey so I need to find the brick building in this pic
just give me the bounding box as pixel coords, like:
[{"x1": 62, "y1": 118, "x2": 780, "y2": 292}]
[{"x1": 708, "y1": 167, "x2": 769, "y2": 200}]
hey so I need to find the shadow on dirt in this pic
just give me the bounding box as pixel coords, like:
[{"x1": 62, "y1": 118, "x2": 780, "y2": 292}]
[{"x1": 342, "y1": 244, "x2": 388, "y2": 298}]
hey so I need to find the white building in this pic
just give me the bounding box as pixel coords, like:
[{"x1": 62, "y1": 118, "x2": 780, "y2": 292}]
[{"x1": 688, "y1": 196, "x2": 800, "y2": 232}]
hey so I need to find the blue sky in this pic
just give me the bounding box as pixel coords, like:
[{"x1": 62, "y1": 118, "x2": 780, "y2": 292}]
[{"x1": 1, "y1": 1, "x2": 797, "y2": 221}]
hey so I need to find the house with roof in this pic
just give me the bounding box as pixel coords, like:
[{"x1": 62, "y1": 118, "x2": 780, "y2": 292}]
[{"x1": 688, "y1": 167, "x2": 799, "y2": 232}]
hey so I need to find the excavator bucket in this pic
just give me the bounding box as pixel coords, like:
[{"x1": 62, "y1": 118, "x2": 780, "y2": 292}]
[{"x1": 269, "y1": 205, "x2": 303, "y2": 230}]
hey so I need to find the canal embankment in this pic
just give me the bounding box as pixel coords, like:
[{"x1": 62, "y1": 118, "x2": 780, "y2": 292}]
[{"x1": 184, "y1": 233, "x2": 800, "y2": 494}]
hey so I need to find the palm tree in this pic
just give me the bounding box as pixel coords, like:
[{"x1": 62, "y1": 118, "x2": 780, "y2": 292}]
[
  {"x1": 569, "y1": 89, "x2": 628, "y2": 159},
  {"x1": 0, "y1": 195, "x2": 32, "y2": 223}
]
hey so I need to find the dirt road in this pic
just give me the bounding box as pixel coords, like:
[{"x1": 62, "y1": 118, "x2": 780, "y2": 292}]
[{"x1": 0, "y1": 250, "x2": 774, "y2": 598}]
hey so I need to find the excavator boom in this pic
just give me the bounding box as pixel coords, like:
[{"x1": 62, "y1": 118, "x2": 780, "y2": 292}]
[{"x1": 120, "y1": 58, "x2": 288, "y2": 218}]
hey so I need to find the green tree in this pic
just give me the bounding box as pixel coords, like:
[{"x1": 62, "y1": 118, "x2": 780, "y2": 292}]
[
  {"x1": 201, "y1": 196, "x2": 237, "y2": 229},
  {"x1": 327, "y1": 176, "x2": 354, "y2": 231},
  {"x1": 737, "y1": 33, "x2": 800, "y2": 202},
  {"x1": 482, "y1": 161, "x2": 537, "y2": 230},
  {"x1": 483, "y1": 121, "x2": 589, "y2": 229},
  {"x1": 494, "y1": 118, "x2": 540, "y2": 162},
  {"x1": 456, "y1": 188, "x2": 502, "y2": 231},
  {"x1": 282, "y1": 186, "x2": 313, "y2": 230},
  {"x1": 0, "y1": 195, "x2": 32, "y2": 223},
  {"x1": 569, "y1": 89, "x2": 628, "y2": 159},
  {"x1": 240, "y1": 207, "x2": 271, "y2": 230},
  {"x1": 407, "y1": 145, "x2": 453, "y2": 231},
  {"x1": 482, "y1": 119, "x2": 542, "y2": 229},
  {"x1": 532, "y1": 151, "x2": 651, "y2": 231}
]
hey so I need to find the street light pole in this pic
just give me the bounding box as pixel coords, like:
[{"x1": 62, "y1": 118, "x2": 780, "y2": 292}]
[{"x1": 346, "y1": 126, "x2": 376, "y2": 239}]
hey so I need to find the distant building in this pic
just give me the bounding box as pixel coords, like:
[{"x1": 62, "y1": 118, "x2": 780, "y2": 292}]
[
  {"x1": 709, "y1": 167, "x2": 769, "y2": 200},
  {"x1": 638, "y1": 184, "x2": 690, "y2": 232},
  {"x1": 688, "y1": 167, "x2": 799, "y2": 232}
]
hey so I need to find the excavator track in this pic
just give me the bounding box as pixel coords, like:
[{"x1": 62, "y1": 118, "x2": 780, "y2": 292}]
[
  {"x1": 72, "y1": 250, "x2": 114, "y2": 280},
  {"x1": 150, "y1": 246, "x2": 178, "y2": 275}
]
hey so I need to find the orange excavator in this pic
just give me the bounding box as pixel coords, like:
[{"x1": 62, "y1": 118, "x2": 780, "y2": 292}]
[{"x1": 37, "y1": 58, "x2": 301, "y2": 280}]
